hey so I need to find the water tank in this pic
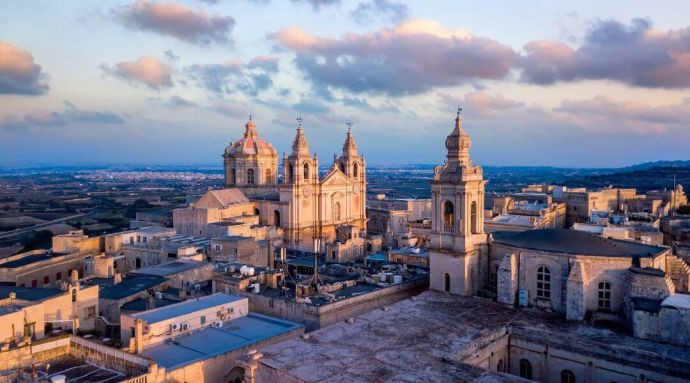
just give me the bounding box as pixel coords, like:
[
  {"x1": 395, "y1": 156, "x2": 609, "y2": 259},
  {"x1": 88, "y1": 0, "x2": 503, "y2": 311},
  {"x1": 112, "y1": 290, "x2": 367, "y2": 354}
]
[
  {"x1": 51, "y1": 375, "x2": 67, "y2": 383},
  {"x1": 392, "y1": 275, "x2": 403, "y2": 284}
]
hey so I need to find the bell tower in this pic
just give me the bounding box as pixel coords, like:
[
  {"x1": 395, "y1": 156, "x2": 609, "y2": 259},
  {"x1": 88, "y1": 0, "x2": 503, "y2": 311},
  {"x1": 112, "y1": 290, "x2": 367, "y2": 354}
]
[
  {"x1": 429, "y1": 108, "x2": 488, "y2": 295},
  {"x1": 280, "y1": 118, "x2": 319, "y2": 247}
]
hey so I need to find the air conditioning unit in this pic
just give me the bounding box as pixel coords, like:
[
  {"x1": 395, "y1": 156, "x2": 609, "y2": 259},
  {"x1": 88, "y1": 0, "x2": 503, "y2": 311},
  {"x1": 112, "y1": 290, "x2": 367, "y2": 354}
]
[
  {"x1": 171, "y1": 323, "x2": 180, "y2": 331},
  {"x1": 181, "y1": 323, "x2": 189, "y2": 331},
  {"x1": 154, "y1": 292, "x2": 163, "y2": 299},
  {"x1": 213, "y1": 321, "x2": 223, "y2": 328},
  {"x1": 193, "y1": 284, "x2": 201, "y2": 291}
]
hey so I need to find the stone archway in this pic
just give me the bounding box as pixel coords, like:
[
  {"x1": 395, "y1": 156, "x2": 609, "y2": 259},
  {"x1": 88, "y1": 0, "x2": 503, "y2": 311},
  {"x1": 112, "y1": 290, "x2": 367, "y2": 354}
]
[{"x1": 226, "y1": 366, "x2": 245, "y2": 383}]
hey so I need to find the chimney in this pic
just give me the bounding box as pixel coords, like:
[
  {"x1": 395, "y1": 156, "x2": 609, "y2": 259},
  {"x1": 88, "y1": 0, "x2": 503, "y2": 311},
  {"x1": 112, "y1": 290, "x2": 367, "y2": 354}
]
[
  {"x1": 70, "y1": 269, "x2": 79, "y2": 285},
  {"x1": 133, "y1": 319, "x2": 144, "y2": 354},
  {"x1": 113, "y1": 272, "x2": 122, "y2": 285}
]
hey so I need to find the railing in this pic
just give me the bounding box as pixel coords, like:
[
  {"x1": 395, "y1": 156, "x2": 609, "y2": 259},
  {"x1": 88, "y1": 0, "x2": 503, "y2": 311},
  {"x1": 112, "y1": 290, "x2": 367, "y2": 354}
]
[{"x1": 443, "y1": 225, "x2": 455, "y2": 233}]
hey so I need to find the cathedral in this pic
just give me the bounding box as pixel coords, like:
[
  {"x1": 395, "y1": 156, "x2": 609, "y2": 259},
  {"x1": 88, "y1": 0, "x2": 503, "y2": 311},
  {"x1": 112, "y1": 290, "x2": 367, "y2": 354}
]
[{"x1": 221, "y1": 118, "x2": 367, "y2": 260}]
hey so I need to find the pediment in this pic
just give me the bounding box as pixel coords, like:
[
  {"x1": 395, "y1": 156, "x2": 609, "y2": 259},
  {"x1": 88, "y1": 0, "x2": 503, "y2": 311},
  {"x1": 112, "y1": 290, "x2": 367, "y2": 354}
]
[{"x1": 321, "y1": 168, "x2": 353, "y2": 187}]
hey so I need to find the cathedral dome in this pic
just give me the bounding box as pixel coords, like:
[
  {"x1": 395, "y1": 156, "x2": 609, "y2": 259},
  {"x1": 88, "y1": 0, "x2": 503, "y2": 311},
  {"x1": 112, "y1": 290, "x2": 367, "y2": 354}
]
[{"x1": 224, "y1": 119, "x2": 277, "y2": 158}]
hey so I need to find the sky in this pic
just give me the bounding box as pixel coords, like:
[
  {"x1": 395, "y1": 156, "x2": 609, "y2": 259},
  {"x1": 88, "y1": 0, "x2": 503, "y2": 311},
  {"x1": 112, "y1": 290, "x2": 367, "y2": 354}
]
[{"x1": 1, "y1": 0, "x2": 690, "y2": 168}]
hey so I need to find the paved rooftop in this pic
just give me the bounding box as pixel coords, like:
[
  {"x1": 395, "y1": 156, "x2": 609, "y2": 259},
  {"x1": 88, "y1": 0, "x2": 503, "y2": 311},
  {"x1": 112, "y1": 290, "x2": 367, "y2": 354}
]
[
  {"x1": 132, "y1": 260, "x2": 210, "y2": 277},
  {"x1": 132, "y1": 293, "x2": 244, "y2": 324},
  {"x1": 0, "y1": 285, "x2": 64, "y2": 301},
  {"x1": 0, "y1": 252, "x2": 55, "y2": 268},
  {"x1": 95, "y1": 274, "x2": 167, "y2": 300},
  {"x1": 258, "y1": 291, "x2": 690, "y2": 382},
  {"x1": 492, "y1": 229, "x2": 666, "y2": 257},
  {"x1": 141, "y1": 312, "x2": 302, "y2": 369}
]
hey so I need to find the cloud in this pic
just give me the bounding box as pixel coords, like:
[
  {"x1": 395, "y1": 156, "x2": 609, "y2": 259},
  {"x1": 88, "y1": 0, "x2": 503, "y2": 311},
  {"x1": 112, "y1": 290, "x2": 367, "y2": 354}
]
[
  {"x1": 521, "y1": 18, "x2": 690, "y2": 88},
  {"x1": 439, "y1": 91, "x2": 525, "y2": 118},
  {"x1": 164, "y1": 49, "x2": 180, "y2": 62},
  {"x1": 555, "y1": 95, "x2": 690, "y2": 134},
  {"x1": 0, "y1": 105, "x2": 124, "y2": 133},
  {"x1": 115, "y1": 0, "x2": 235, "y2": 46},
  {"x1": 351, "y1": 0, "x2": 408, "y2": 25},
  {"x1": 291, "y1": 0, "x2": 340, "y2": 11},
  {"x1": 101, "y1": 56, "x2": 173, "y2": 89},
  {"x1": 169, "y1": 95, "x2": 197, "y2": 108},
  {"x1": 0, "y1": 41, "x2": 49, "y2": 95},
  {"x1": 270, "y1": 19, "x2": 517, "y2": 96},
  {"x1": 186, "y1": 59, "x2": 274, "y2": 96},
  {"x1": 247, "y1": 56, "x2": 279, "y2": 72}
]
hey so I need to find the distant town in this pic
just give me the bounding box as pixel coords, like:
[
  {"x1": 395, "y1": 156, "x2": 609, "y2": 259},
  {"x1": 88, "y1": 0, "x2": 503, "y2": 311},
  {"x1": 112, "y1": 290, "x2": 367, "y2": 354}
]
[{"x1": 0, "y1": 114, "x2": 689, "y2": 382}]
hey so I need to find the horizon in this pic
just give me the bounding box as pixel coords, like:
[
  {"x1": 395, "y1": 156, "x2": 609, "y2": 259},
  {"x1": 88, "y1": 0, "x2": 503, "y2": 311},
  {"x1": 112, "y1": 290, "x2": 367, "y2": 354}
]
[{"x1": 2, "y1": 1, "x2": 690, "y2": 168}]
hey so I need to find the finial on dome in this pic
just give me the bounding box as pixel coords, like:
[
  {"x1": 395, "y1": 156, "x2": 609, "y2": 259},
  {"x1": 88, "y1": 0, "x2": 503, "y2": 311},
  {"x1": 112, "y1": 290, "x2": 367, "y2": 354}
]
[
  {"x1": 457, "y1": 105, "x2": 462, "y2": 119},
  {"x1": 249, "y1": 114, "x2": 252, "y2": 121},
  {"x1": 296, "y1": 116, "x2": 303, "y2": 127},
  {"x1": 346, "y1": 120, "x2": 353, "y2": 131}
]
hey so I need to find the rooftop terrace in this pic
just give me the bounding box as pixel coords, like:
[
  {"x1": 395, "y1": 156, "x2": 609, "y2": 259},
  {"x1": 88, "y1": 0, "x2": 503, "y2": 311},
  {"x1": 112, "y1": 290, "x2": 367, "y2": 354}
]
[
  {"x1": 141, "y1": 312, "x2": 302, "y2": 369},
  {"x1": 132, "y1": 293, "x2": 244, "y2": 324},
  {"x1": 258, "y1": 291, "x2": 690, "y2": 382}
]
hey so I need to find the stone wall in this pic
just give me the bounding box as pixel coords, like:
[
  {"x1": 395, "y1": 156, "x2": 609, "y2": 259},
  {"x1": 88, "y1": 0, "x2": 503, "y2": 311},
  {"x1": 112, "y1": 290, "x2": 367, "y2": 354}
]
[{"x1": 239, "y1": 278, "x2": 428, "y2": 332}]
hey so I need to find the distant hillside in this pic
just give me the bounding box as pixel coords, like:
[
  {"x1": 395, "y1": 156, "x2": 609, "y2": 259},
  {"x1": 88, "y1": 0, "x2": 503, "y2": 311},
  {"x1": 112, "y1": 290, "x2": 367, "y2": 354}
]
[
  {"x1": 617, "y1": 160, "x2": 690, "y2": 172},
  {"x1": 564, "y1": 166, "x2": 690, "y2": 193}
]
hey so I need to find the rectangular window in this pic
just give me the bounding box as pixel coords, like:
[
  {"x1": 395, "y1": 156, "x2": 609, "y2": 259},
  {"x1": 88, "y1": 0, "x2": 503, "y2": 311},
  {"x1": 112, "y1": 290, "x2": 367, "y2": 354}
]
[
  {"x1": 85, "y1": 306, "x2": 96, "y2": 318},
  {"x1": 200, "y1": 315, "x2": 206, "y2": 325},
  {"x1": 43, "y1": 276, "x2": 49, "y2": 285},
  {"x1": 31, "y1": 280, "x2": 37, "y2": 288},
  {"x1": 56, "y1": 272, "x2": 62, "y2": 281}
]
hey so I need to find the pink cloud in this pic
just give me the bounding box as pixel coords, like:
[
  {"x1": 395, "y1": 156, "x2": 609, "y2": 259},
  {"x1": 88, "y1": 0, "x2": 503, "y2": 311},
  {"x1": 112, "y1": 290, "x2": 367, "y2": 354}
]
[
  {"x1": 101, "y1": 56, "x2": 172, "y2": 89},
  {"x1": 0, "y1": 41, "x2": 49, "y2": 95},
  {"x1": 116, "y1": 0, "x2": 235, "y2": 45}
]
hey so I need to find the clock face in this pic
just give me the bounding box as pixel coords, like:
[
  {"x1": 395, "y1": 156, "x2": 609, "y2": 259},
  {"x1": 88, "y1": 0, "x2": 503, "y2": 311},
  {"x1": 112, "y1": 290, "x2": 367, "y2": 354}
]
[
  {"x1": 352, "y1": 184, "x2": 360, "y2": 195},
  {"x1": 303, "y1": 186, "x2": 312, "y2": 198}
]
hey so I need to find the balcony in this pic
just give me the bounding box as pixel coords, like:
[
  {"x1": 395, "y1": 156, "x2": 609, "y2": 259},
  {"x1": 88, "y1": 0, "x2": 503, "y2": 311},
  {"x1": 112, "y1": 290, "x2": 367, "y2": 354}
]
[{"x1": 443, "y1": 225, "x2": 454, "y2": 233}]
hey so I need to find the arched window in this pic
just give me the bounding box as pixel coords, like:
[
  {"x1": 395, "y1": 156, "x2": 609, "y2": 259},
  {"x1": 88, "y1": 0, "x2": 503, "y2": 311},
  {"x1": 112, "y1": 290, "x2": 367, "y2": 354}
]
[
  {"x1": 471, "y1": 201, "x2": 478, "y2": 234},
  {"x1": 334, "y1": 202, "x2": 341, "y2": 221},
  {"x1": 303, "y1": 163, "x2": 310, "y2": 180},
  {"x1": 561, "y1": 370, "x2": 576, "y2": 383},
  {"x1": 444, "y1": 273, "x2": 451, "y2": 292},
  {"x1": 266, "y1": 168, "x2": 273, "y2": 184},
  {"x1": 247, "y1": 169, "x2": 255, "y2": 184},
  {"x1": 443, "y1": 201, "x2": 454, "y2": 230},
  {"x1": 231, "y1": 168, "x2": 236, "y2": 184},
  {"x1": 253, "y1": 208, "x2": 260, "y2": 216},
  {"x1": 339, "y1": 162, "x2": 345, "y2": 173},
  {"x1": 273, "y1": 210, "x2": 281, "y2": 227},
  {"x1": 353, "y1": 163, "x2": 359, "y2": 178},
  {"x1": 598, "y1": 281, "x2": 611, "y2": 310},
  {"x1": 519, "y1": 359, "x2": 532, "y2": 380},
  {"x1": 537, "y1": 266, "x2": 551, "y2": 299},
  {"x1": 288, "y1": 164, "x2": 294, "y2": 183}
]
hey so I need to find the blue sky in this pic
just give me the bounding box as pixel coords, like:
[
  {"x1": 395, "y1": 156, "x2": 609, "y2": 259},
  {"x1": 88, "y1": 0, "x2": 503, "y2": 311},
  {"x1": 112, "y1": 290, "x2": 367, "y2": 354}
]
[{"x1": 1, "y1": 0, "x2": 690, "y2": 168}]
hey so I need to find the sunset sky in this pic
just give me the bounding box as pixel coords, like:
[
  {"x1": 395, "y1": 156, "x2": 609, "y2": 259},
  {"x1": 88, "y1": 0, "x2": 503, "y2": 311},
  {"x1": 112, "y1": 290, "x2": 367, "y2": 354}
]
[{"x1": 1, "y1": 0, "x2": 689, "y2": 168}]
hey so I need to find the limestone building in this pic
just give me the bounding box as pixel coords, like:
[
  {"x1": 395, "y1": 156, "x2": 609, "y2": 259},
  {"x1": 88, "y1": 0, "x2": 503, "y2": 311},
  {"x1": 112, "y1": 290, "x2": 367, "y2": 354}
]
[
  {"x1": 429, "y1": 109, "x2": 488, "y2": 295},
  {"x1": 176, "y1": 118, "x2": 368, "y2": 262}
]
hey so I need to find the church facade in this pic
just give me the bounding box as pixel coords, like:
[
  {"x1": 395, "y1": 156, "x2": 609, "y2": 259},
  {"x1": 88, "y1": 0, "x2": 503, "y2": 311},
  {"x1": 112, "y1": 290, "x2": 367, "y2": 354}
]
[
  {"x1": 221, "y1": 118, "x2": 367, "y2": 260},
  {"x1": 428, "y1": 110, "x2": 690, "y2": 346}
]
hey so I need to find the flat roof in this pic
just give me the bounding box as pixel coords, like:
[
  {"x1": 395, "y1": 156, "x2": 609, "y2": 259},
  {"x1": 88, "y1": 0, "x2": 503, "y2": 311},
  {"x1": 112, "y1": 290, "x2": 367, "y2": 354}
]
[
  {"x1": 132, "y1": 261, "x2": 210, "y2": 277},
  {"x1": 132, "y1": 293, "x2": 244, "y2": 324},
  {"x1": 0, "y1": 285, "x2": 64, "y2": 301},
  {"x1": 492, "y1": 229, "x2": 666, "y2": 258},
  {"x1": 141, "y1": 313, "x2": 302, "y2": 369},
  {"x1": 258, "y1": 290, "x2": 690, "y2": 382},
  {"x1": 121, "y1": 297, "x2": 179, "y2": 312},
  {"x1": 97, "y1": 274, "x2": 167, "y2": 300},
  {"x1": 0, "y1": 253, "x2": 54, "y2": 268},
  {"x1": 662, "y1": 294, "x2": 690, "y2": 310}
]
